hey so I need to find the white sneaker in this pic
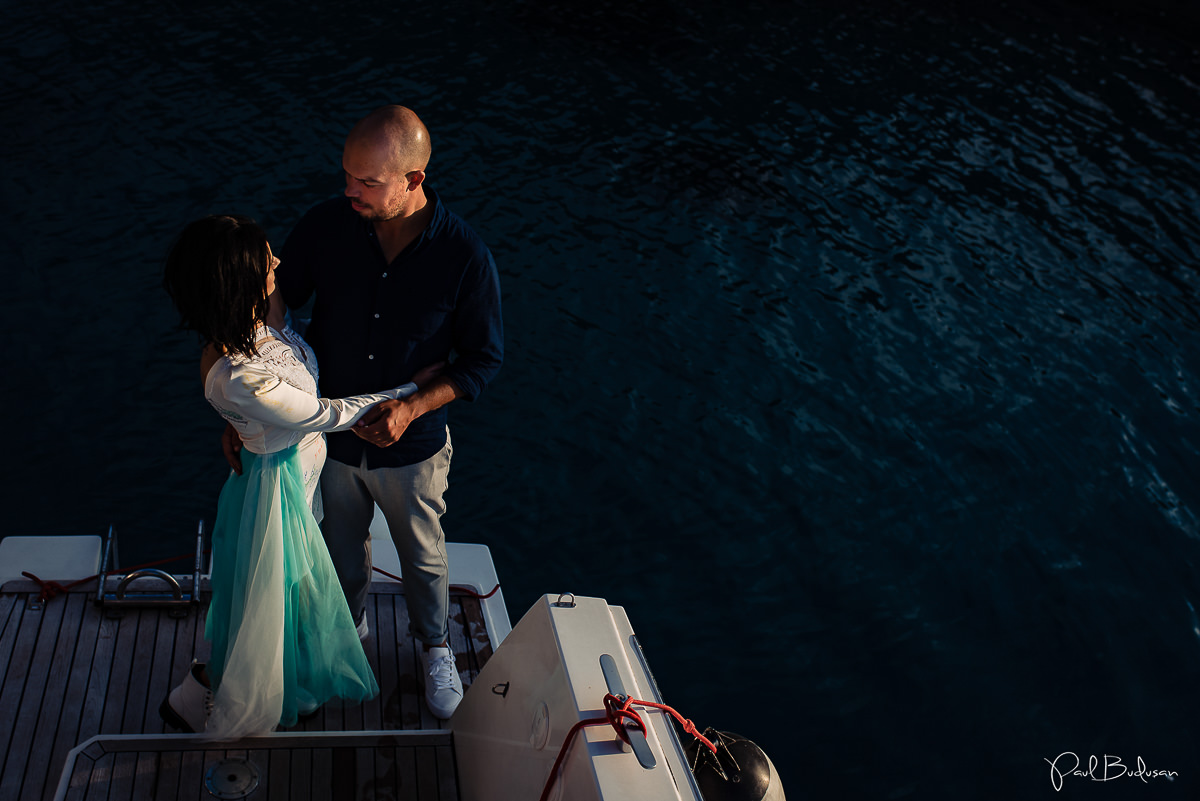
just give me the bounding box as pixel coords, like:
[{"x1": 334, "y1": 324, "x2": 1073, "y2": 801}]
[
  {"x1": 420, "y1": 645, "x2": 463, "y2": 720},
  {"x1": 161, "y1": 662, "x2": 213, "y2": 733},
  {"x1": 297, "y1": 689, "x2": 321, "y2": 718}
]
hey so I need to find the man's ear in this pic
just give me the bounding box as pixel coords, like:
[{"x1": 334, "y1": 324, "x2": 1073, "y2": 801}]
[{"x1": 408, "y1": 170, "x2": 426, "y2": 189}]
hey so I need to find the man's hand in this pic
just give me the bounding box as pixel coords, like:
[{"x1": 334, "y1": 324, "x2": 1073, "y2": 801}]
[
  {"x1": 353, "y1": 376, "x2": 464, "y2": 448},
  {"x1": 222, "y1": 422, "x2": 244, "y2": 475},
  {"x1": 353, "y1": 397, "x2": 419, "y2": 448}
]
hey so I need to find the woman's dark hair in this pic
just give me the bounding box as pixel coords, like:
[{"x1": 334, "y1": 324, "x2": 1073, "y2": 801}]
[{"x1": 163, "y1": 214, "x2": 272, "y2": 358}]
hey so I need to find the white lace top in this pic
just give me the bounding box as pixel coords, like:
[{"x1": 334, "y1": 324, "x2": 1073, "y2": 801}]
[{"x1": 204, "y1": 325, "x2": 416, "y2": 455}]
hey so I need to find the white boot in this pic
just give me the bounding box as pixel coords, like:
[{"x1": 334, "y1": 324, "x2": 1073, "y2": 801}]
[{"x1": 160, "y1": 662, "x2": 213, "y2": 733}]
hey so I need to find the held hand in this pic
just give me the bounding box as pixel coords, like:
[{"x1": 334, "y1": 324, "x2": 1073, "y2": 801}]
[
  {"x1": 221, "y1": 422, "x2": 244, "y2": 475},
  {"x1": 411, "y1": 361, "x2": 447, "y2": 389},
  {"x1": 353, "y1": 397, "x2": 417, "y2": 448}
]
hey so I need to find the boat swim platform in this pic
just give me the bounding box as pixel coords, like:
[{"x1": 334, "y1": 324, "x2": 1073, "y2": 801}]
[{"x1": 0, "y1": 578, "x2": 493, "y2": 801}]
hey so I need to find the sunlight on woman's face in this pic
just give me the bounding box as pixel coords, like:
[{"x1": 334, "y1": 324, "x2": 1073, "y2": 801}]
[{"x1": 265, "y1": 244, "x2": 280, "y2": 297}]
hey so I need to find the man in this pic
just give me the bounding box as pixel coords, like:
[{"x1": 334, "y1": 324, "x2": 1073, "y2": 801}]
[{"x1": 229, "y1": 105, "x2": 503, "y2": 720}]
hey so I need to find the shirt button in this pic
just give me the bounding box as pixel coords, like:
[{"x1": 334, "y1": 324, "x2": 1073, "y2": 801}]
[
  {"x1": 374, "y1": 313, "x2": 380, "y2": 319},
  {"x1": 382, "y1": 272, "x2": 388, "y2": 278},
  {"x1": 368, "y1": 355, "x2": 375, "y2": 360}
]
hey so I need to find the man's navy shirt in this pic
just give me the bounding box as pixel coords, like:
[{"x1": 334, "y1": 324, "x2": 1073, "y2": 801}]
[{"x1": 277, "y1": 187, "x2": 503, "y2": 468}]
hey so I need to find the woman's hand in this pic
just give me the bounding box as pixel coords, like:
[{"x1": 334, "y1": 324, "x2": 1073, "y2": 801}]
[
  {"x1": 411, "y1": 361, "x2": 447, "y2": 389},
  {"x1": 221, "y1": 422, "x2": 244, "y2": 475}
]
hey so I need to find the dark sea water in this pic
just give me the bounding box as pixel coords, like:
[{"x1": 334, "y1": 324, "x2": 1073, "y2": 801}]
[{"x1": 4, "y1": 0, "x2": 1200, "y2": 797}]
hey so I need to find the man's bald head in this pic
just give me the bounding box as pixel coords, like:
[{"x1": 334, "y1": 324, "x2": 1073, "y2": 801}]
[{"x1": 346, "y1": 105, "x2": 431, "y2": 175}]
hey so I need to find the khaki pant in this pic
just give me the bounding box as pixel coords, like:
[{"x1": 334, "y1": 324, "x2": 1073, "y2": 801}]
[{"x1": 317, "y1": 430, "x2": 453, "y2": 646}]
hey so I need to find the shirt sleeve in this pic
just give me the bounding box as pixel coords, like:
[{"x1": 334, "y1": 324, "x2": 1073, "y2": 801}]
[
  {"x1": 445, "y1": 248, "x2": 504, "y2": 401},
  {"x1": 223, "y1": 364, "x2": 418, "y2": 433}
]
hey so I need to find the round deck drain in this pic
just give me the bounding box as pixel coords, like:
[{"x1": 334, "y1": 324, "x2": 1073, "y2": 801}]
[{"x1": 205, "y1": 757, "x2": 260, "y2": 799}]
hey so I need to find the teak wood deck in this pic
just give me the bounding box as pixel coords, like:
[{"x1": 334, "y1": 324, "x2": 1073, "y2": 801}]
[{"x1": 0, "y1": 579, "x2": 494, "y2": 800}]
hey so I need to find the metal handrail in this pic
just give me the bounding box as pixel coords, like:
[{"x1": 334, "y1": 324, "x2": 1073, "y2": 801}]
[{"x1": 95, "y1": 521, "x2": 207, "y2": 617}]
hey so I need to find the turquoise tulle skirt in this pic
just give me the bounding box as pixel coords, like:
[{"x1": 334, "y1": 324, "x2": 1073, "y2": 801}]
[{"x1": 204, "y1": 444, "x2": 379, "y2": 739}]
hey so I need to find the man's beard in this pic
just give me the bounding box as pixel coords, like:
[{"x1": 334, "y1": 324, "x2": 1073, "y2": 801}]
[{"x1": 355, "y1": 201, "x2": 402, "y2": 222}]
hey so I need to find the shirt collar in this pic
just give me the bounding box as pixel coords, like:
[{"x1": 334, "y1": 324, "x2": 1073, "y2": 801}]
[{"x1": 348, "y1": 184, "x2": 445, "y2": 245}]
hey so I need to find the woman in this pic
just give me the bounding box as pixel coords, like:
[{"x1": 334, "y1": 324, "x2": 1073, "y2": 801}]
[{"x1": 160, "y1": 214, "x2": 435, "y2": 739}]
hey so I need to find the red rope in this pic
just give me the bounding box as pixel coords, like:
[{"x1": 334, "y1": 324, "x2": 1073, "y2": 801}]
[
  {"x1": 21, "y1": 551, "x2": 205, "y2": 604},
  {"x1": 539, "y1": 693, "x2": 716, "y2": 801},
  {"x1": 19, "y1": 555, "x2": 500, "y2": 605},
  {"x1": 371, "y1": 565, "x2": 500, "y2": 599}
]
